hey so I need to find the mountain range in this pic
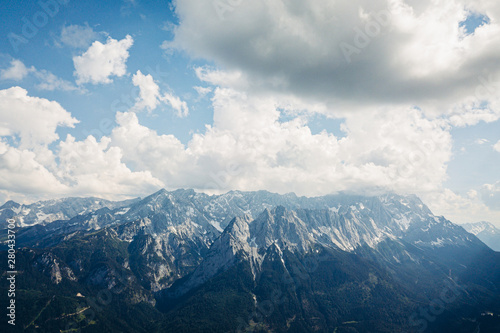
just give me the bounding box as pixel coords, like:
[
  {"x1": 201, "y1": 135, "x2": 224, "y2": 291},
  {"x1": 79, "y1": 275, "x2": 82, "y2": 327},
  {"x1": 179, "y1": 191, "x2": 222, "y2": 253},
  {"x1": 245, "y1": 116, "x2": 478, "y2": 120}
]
[{"x1": 1, "y1": 189, "x2": 499, "y2": 332}]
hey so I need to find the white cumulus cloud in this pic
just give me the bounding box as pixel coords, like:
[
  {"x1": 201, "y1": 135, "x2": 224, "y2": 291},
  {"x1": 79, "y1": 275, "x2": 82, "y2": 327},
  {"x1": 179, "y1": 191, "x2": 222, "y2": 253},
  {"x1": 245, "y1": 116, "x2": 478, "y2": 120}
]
[
  {"x1": 73, "y1": 35, "x2": 134, "y2": 85},
  {"x1": 131, "y1": 70, "x2": 189, "y2": 116},
  {"x1": 160, "y1": 93, "x2": 189, "y2": 117},
  {"x1": 132, "y1": 70, "x2": 161, "y2": 111},
  {"x1": 0, "y1": 59, "x2": 34, "y2": 81},
  {"x1": 57, "y1": 135, "x2": 163, "y2": 198},
  {"x1": 111, "y1": 112, "x2": 189, "y2": 181},
  {"x1": 0, "y1": 88, "x2": 162, "y2": 202},
  {"x1": 0, "y1": 142, "x2": 68, "y2": 196},
  {"x1": 0, "y1": 87, "x2": 78, "y2": 148},
  {"x1": 494, "y1": 140, "x2": 500, "y2": 152}
]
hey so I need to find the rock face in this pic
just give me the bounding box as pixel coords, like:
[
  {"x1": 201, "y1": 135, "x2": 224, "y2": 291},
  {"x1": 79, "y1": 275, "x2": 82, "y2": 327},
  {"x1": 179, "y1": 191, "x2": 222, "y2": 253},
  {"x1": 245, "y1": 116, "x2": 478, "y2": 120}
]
[
  {"x1": 34, "y1": 252, "x2": 77, "y2": 284},
  {"x1": 165, "y1": 203, "x2": 487, "y2": 298},
  {"x1": 463, "y1": 221, "x2": 500, "y2": 251}
]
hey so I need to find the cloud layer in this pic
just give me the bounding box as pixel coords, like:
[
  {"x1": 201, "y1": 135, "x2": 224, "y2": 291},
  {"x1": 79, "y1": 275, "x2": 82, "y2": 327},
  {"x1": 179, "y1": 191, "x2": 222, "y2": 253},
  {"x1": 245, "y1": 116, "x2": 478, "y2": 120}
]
[
  {"x1": 0, "y1": 87, "x2": 162, "y2": 202},
  {"x1": 168, "y1": 0, "x2": 500, "y2": 124},
  {"x1": 0, "y1": 86, "x2": 451, "y2": 199}
]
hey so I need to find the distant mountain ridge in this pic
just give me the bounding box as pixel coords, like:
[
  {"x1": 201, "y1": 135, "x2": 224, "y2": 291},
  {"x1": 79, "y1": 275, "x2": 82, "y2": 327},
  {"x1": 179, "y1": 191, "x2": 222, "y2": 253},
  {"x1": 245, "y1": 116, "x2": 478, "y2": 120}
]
[
  {"x1": 463, "y1": 221, "x2": 500, "y2": 251},
  {"x1": 0, "y1": 196, "x2": 139, "y2": 227}
]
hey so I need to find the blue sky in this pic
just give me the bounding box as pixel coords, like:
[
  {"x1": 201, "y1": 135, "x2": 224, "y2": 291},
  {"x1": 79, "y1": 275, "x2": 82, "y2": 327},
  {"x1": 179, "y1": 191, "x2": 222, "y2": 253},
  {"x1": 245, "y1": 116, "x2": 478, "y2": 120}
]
[{"x1": 0, "y1": 0, "x2": 499, "y2": 225}]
